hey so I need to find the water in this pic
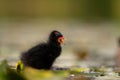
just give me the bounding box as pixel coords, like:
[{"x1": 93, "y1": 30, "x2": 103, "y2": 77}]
[{"x1": 0, "y1": 20, "x2": 119, "y2": 72}]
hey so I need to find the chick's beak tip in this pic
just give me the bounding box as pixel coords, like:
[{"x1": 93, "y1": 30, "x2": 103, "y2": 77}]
[{"x1": 58, "y1": 36, "x2": 65, "y2": 44}]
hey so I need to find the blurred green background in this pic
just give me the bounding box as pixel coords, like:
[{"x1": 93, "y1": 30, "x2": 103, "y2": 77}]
[
  {"x1": 0, "y1": 0, "x2": 120, "y2": 20},
  {"x1": 0, "y1": 0, "x2": 120, "y2": 67}
]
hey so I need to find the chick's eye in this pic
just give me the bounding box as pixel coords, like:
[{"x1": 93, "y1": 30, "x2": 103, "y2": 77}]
[
  {"x1": 55, "y1": 33, "x2": 59, "y2": 36},
  {"x1": 54, "y1": 32, "x2": 60, "y2": 36}
]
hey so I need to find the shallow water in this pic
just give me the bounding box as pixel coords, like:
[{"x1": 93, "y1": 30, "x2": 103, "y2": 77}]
[{"x1": 0, "y1": 20, "x2": 120, "y2": 80}]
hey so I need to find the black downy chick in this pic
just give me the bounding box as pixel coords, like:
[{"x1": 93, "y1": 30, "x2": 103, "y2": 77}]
[{"x1": 20, "y1": 30, "x2": 64, "y2": 69}]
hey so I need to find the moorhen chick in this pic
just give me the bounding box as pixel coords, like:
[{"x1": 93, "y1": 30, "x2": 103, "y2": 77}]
[{"x1": 20, "y1": 30, "x2": 64, "y2": 70}]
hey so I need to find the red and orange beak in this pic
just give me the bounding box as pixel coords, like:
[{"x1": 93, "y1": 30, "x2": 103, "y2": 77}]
[{"x1": 58, "y1": 36, "x2": 64, "y2": 44}]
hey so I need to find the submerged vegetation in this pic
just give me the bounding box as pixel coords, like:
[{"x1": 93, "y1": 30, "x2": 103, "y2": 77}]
[
  {"x1": 0, "y1": 60, "x2": 26, "y2": 80},
  {"x1": 0, "y1": 60, "x2": 120, "y2": 80},
  {"x1": 0, "y1": 60, "x2": 70, "y2": 80}
]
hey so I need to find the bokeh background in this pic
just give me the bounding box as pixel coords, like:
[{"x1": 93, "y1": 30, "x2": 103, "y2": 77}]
[{"x1": 0, "y1": 0, "x2": 120, "y2": 68}]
